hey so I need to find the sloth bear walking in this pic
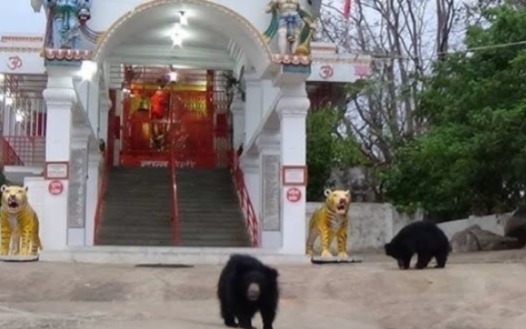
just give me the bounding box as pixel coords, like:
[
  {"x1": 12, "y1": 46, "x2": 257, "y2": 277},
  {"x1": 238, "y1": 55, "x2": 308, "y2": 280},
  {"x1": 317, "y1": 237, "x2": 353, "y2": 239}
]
[
  {"x1": 217, "y1": 254, "x2": 279, "y2": 329},
  {"x1": 385, "y1": 220, "x2": 451, "y2": 270}
]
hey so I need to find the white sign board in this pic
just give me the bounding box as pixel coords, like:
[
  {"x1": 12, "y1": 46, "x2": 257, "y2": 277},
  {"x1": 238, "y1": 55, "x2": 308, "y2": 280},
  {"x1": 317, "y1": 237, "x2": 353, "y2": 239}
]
[
  {"x1": 0, "y1": 33, "x2": 45, "y2": 74},
  {"x1": 308, "y1": 55, "x2": 372, "y2": 83}
]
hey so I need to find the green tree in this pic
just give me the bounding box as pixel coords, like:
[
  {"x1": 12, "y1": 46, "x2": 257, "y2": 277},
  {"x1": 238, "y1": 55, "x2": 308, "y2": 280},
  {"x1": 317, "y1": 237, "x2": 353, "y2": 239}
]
[
  {"x1": 306, "y1": 105, "x2": 363, "y2": 201},
  {"x1": 384, "y1": 4, "x2": 526, "y2": 221}
]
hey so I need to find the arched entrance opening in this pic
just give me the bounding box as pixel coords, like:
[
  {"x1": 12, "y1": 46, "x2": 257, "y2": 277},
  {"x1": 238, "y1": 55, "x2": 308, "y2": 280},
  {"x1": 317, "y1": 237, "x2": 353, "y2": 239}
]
[
  {"x1": 92, "y1": 0, "x2": 272, "y2": 169},
  {"x1": 92, "y1": 0, "x2": 271, "y2": 247}
]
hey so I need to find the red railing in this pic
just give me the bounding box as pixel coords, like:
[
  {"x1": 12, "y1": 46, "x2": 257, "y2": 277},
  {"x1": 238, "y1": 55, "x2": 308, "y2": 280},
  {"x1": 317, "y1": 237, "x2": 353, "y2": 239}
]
[
  {"x1": 0, "y1": 136, "x2": 24, "y2": 166},
  {"x1": 169, "y1": 147, "x2": 180, "y2": 245},
  {"x1": 0, "y1": 136, "x2": 45, "y2": 167},
  {"x1": 230, "y1": 152, "x2": 260, "y2": 247}
]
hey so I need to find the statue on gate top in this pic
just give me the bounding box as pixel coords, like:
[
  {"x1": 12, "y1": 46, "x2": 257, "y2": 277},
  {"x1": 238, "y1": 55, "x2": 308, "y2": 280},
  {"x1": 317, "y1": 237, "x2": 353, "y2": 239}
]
[
  {"x1": 264, "y1": 0, "x2": 316, "y2": 57},
  {"x1": 43, "y1": 0, "x2": 92, "y2": 49}
]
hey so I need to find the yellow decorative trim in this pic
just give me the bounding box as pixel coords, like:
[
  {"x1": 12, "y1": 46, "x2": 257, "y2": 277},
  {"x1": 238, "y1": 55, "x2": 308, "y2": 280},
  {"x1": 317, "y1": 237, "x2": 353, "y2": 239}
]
[
  {"x1": 311, "y1": 57, "x2": 372, "y2": 64},
  {"x1": 0, "y1": 35, "x2": 44, "y2": 43},
  {"x1": 311, "y1": 46, "x2": 337, "y2": 51},
  {"x1": 92, "y1": 0, "x2": 273, "y2": 63},
  {"x1": 130, "y1": 83, "x2": 206, "y2": 91},
  {"x1": 0, "y1": 47, "x2": 41, "y2": 53}
]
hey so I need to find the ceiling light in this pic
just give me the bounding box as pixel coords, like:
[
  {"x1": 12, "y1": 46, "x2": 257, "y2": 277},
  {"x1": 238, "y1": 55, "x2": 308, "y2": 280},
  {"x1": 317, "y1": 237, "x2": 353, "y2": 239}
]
[
  {"x1": 15, "y1": 110, "x2": 24, "y2": 123},
  {"x1": 168, "y1": 71, "x2": 178, "y2": 82},
  {"x1": 79, "y1": 60, "x2": 98, "y2": 81},
  {"x1": 5, "y1": 97, "x2": 13, "y2": 106},
  {"x1": 171, "y1": 34, "x2": 182, "y2": 47},
  {"x1": 173, "y1": 22, "x2": 182, "y2": 33},
  {"x1": 179, "y1": 11, "x2": 188, "y2": 26}
]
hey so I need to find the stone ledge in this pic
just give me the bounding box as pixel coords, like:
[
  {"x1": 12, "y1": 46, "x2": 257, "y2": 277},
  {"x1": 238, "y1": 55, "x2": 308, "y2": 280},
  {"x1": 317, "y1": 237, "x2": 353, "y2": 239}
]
[{"x1": 39, "y1": 246, "x2": 311, "y2": 265}]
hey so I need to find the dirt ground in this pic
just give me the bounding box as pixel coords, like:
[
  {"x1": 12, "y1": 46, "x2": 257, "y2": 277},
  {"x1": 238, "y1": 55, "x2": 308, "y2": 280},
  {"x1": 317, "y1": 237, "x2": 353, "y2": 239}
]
[{"x1": 0, "y1": 250, "x2": 525, "y2": 329}]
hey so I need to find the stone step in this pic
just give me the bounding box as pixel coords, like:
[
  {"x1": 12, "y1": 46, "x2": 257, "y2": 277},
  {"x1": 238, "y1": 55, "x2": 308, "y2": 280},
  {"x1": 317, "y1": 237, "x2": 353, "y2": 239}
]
[
  {"x1": 178, "y1": 219, "x2": 245, "y2": 226},
  {"x1": 99, "y1": 166, "x2": 247, "y2": 248},
  {"x1": 40, "y1": 247, "x2": 311, "y2": 265},
  {"x1": 97, "y1": 231, "x2": 173, "y2": 239},
  {"x1": 178, "y1": 240, "x2": 250, "y2": 247},
  {"x1": 176, "y1": 206, "x2": 241, "y2": 212},
  {"x1": 102, "y1": 206, "x2": 172, "y2": 214},
  {"x1": 99, "y1": 226, "x2": 174, "y2": 234},
  {"x1": 178, "y1": 218, "x2": 245, "y2": 224},
  {"x1": 96, "y1": 239, "x2": 173, "y2": 247},
  {"x1": 100, "y1": 219, "x2": 172, "y2": 226}
]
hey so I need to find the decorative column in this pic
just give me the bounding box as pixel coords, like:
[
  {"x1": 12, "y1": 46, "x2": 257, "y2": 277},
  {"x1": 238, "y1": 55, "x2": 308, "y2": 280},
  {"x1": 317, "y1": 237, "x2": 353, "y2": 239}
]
[
  {"x1": 67, "y1": 126, "x2": 90, "y2": 246},
  {"x1": 85, "y1": 151, "x2": 102, "y2": 246},
  {"x1": 98, "y1": 95, "x2": 112, "y2": 144},
  {"x1": 243, "y1": 71, "x2": 263, "y2": 145},
  {"x1": 85, "y1": 73, "x2": 100, "y2": 139},
  {"x1": 276, "y1": 80, "x2": 311, "y2": 254},
  {"x1": 230, "y1": 91, "x2": 245, "y2": 151},
  {"x1": 256, "y1": 132, "x2": 281, "y2": 249},
  {"x1": 42, "y1": 66, "x2": 77, "y2": 250},
  {"x1": 240, "y1": 155, "x2": 261, "y2": 237}
]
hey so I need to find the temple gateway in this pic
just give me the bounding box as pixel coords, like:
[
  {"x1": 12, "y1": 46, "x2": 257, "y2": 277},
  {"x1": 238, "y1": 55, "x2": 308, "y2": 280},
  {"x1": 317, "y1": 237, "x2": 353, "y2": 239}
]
[{"x1": 0, "y1": 0, "x2": 370, "y2": 256}]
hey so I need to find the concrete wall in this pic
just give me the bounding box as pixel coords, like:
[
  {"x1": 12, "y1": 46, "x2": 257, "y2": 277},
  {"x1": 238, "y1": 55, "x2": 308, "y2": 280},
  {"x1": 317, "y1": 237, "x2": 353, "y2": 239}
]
[
  {"x1": 305, "y1": 202, "x2": 423, "y2": 252},
  {"x1": 437, "y1": 212, "x2": 514, "y2": 240},
  {"x1": 305, "y1": 201, "x2": 515, "y2": 254}
]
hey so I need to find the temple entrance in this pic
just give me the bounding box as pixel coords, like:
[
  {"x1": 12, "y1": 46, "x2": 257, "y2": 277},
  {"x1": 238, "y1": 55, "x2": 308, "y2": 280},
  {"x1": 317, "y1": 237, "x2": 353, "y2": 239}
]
[{"x1": 117, "y1": 66, "x2": 232, "y2": 168}]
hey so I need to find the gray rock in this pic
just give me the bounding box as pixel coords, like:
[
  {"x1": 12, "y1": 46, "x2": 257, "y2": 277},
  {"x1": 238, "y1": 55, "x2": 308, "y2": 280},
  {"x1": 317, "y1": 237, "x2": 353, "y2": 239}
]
[{"x1": 450, "y1": 225, "x2": 521, "y2": 253}]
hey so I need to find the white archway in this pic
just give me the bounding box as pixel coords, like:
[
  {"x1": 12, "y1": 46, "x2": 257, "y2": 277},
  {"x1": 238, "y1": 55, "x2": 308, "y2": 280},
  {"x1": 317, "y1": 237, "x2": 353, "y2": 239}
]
[{"x1": 91, "y1": 0, "x2": 274, "y2": 77}]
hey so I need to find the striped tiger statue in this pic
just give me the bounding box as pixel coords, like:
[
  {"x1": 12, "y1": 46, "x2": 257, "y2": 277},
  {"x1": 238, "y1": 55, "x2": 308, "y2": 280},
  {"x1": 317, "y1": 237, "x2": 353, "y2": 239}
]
[
  {"x1": 306, "y1": 189, "x2": 351, "y2": 259},
  {"x1": 0, "y1": 185, "x2": 42, "y2": 256}
]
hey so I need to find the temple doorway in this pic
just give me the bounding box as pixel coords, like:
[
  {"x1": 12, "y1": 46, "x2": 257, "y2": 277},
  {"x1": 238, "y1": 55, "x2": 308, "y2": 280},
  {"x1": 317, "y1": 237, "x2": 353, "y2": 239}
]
[{"x1": 113, "y1": 66, "x2": 232, "y2": 169}]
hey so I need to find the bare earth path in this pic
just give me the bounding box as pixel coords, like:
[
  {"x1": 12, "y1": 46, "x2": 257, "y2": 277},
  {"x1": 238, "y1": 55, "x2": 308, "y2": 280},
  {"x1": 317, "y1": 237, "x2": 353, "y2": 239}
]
[{"x1": 0, "y1": 250, "x2": 525, "y2": 329}]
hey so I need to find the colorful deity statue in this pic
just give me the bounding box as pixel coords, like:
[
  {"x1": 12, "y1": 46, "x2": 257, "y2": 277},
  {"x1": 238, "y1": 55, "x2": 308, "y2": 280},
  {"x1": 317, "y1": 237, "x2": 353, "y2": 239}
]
[
  {"x1": 43, "y1": 0, "x2": 92, "y2": 49},
  {"x1": 264, "y1": 0, "x2": 316, "y2": 55}
]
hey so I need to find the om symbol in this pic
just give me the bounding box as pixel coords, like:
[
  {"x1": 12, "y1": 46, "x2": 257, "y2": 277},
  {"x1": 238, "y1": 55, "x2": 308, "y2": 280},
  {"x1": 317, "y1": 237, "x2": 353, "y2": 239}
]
[
  {"x1": 6, "y1": 56, "x2": 23, "y2": 71},
  {"x1": 319, "y1": 65, "x2": 334, "y2": 79}
]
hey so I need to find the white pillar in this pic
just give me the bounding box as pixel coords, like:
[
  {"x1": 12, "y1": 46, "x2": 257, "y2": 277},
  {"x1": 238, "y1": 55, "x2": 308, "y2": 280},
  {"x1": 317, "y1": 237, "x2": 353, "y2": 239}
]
[
  {"x1": 256, "y1": 132, "x2": 282, "y2": 249},
  {"x1": 85, "y1": 151, "x2": 101, "y2": 246},
  {"x1": 276, "y1": 82, "x2": 310, "y2": 254},
  {"x1": 240, "y1": 155, "x2": 261, "y2": 240},
  {"x1": 42, "y1": 66, "x2": 77, "y2": 251},
  {"x1": 98, "y1": 95, "x2": 111, "y2": 144},
  {"x1": 230, "y1": 91, "x2": 245, "y2": 150},
  {"x1": 87, "y1": 75, "x2": 100, "y2": 140},
  {"x1": 243, "y1": 72, "x2": 263, "y2": 145}
]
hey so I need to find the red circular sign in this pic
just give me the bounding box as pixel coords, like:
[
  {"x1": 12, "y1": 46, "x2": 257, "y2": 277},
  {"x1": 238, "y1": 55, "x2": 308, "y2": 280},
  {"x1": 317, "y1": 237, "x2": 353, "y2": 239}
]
[
  {"x1": 286, "y1": 187, "x2": 302, "y2": 203},
  {"x1": 48, "y1": 180, "x2": 64, "y2": 195}
]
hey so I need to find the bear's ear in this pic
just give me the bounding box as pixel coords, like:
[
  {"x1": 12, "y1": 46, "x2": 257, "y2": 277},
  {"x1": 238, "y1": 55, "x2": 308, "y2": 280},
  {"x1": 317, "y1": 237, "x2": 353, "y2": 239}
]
[
  {"x1": 324, "y1": 189, "x2": 332, "y2": 197},
  {"x1": 266, "y1": 267, "x2": 279, "y2": 279},
  {"x1": 0, "y1": 185, "x2": 6, "y2": 193},
  {"x1": 344, "y1": 190, "x2": 350, "y2": 197}
]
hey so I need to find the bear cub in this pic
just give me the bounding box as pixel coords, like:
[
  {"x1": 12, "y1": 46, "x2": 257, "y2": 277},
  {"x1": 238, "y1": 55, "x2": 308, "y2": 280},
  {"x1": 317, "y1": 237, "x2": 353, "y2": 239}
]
[
  {"x1": 385, "y1": 220, "x2": 451, "y2": 270},
  {"x1": 217, "y1": 254, "x2": 279, "y2": 329}
]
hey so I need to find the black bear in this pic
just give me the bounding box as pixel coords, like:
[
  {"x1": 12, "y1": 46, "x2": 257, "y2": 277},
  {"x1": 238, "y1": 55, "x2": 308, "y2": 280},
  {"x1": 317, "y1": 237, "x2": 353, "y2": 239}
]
[
  {"x1": 384, "y1": 220, "x2": 451, "y2": 270},
  {"x1": 217, "y1": 254, "x2": 279, "y2": 329}
]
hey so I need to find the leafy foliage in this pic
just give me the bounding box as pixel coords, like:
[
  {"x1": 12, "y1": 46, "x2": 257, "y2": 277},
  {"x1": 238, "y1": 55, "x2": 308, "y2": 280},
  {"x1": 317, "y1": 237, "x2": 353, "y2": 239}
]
[
  {"x1": 306, "y1": 105, "x2": 363, "y2": 201},
  {"x1": 384, "y1": 5, "x2": 526, "y2": 221}
]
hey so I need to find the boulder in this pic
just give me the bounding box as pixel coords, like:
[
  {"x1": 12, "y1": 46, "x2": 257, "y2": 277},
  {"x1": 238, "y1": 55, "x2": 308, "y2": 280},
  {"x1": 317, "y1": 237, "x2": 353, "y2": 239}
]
[{"x1": 450, "y1": 225, "x2": 521, "y2": 253}]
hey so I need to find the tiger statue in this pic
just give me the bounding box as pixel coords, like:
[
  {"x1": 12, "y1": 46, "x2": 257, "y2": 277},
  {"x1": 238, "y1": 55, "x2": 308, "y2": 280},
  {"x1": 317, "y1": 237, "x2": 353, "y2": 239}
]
[
  {"x1": 306, "y1": 189, "x2": 351, "y2": 258},
  {"x1": 0, "y1": 185, "x2": 42, "y2": 256}
]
